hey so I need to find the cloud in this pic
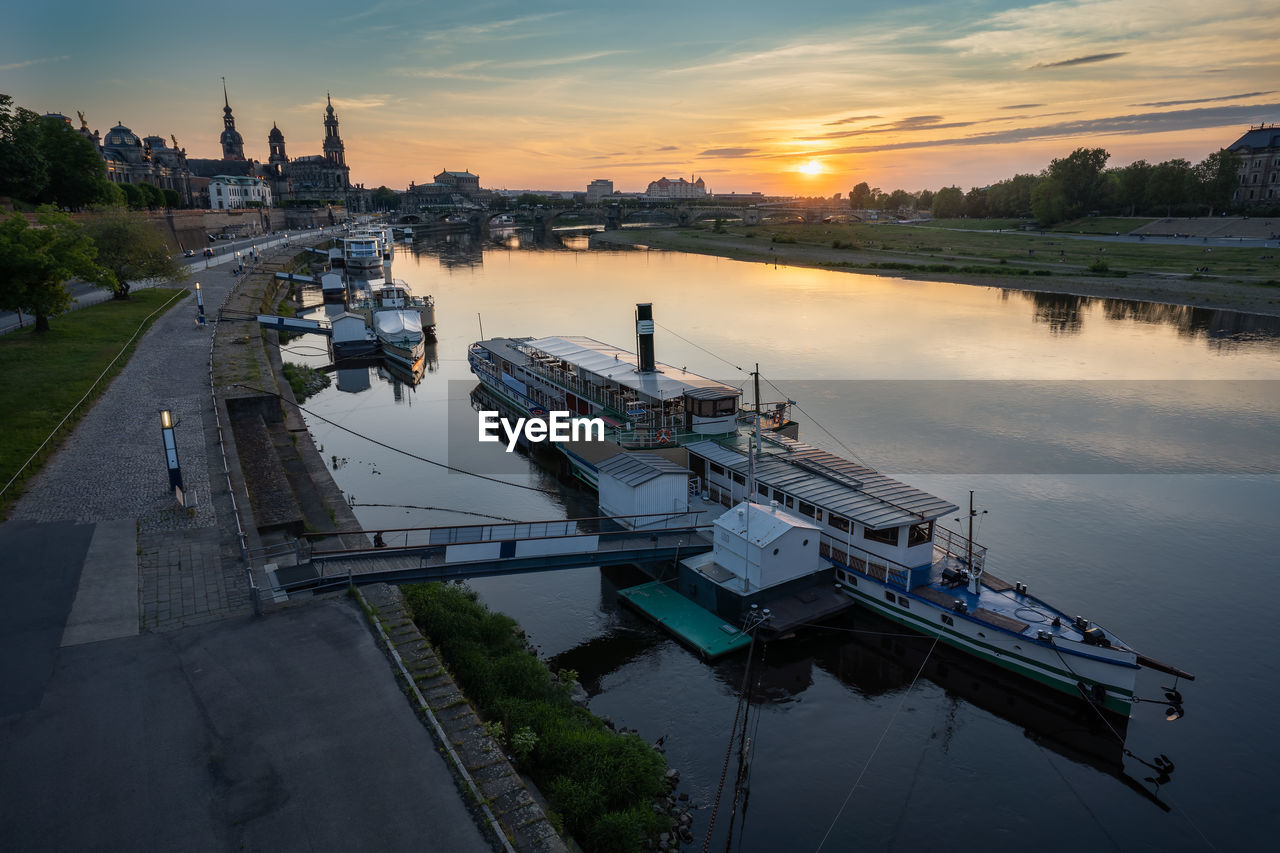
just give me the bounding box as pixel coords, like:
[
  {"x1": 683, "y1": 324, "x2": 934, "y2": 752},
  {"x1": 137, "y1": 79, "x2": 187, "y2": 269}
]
[
  {"x1": 823, "y1": 114, "x2": 882, "y2": 126},
  {"x1": 295, "y1": 94, "x2": 392, "y2": 111},
  {"x1": 801, "y1": 115, "x2": 984, "y2": 141},
  {"x1": 1133, "y1": 91, "x2": 1276, "y2": 107},
  {"x1": 1001, "y1": 104, "x2": 1044, "y2": 110},
  {"x1": 698, "y1": 148, "x2": 759, "y2": 157},
  {"x1": 420, "y1": 12, "x2": 567, "y2": 43},
  {"x1": 1032, "y1": 52, "x2": 1127, "y2": 69},
  {"x1": 799, "y1": 102, "x2": 1280, "y2": 156},
  {"x1": 657, "y1": 145, "x2": 678, "y2": 151},
  {"x1": 0, "y1": 55, "x2": 69, "y2": 72}
]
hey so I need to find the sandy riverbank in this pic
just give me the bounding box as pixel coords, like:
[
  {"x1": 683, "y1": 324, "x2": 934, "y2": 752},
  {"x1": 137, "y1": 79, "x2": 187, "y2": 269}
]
[{"x1": 590, "y1": 228, "x2": 1280, "y2": 317}]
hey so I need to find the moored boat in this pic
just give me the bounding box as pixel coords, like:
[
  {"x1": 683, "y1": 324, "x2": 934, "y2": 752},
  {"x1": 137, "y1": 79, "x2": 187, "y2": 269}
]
[
  {"x1": 373, "y1": 310, "x2": 425, "y2": 370},
  {"x1": 466, "y1": 303, "x2": 1194, "y2": 717}
]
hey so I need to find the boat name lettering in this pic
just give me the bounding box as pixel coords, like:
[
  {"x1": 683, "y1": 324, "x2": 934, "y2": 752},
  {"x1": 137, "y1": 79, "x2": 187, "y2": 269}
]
[{"x1": 477, "y1": 411, "x2": 606, "y2": 452}]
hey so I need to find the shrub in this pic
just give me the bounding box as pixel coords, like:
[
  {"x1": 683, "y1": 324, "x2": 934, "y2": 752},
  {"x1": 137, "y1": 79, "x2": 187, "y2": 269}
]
[{"x1": 403, "y1": 582, "x2": 670, "y2": 852}]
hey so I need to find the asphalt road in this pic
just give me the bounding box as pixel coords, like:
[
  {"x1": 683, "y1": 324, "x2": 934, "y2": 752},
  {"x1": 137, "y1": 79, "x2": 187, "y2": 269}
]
[{"x1": 0, "y1": 588, "x2": 495, "y2": 852}]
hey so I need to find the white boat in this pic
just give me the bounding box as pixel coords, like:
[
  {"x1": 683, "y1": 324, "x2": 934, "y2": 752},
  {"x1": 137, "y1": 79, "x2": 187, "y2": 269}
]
[
  {"x1": 494, "y1": 214, "x2": 514, "y2": 226},
  {"x1": 373, "y1": 310, "x2": 425, "y2": 370},
  {"x1": 350, "y1": 277, "x2": 435, "y2": 339},
  {"x1": 342, "y1": 234, "x2": 381, "y2": 271},
  {"x1": 467, "y1": 303, "x2": 1194, "y2": 717}
]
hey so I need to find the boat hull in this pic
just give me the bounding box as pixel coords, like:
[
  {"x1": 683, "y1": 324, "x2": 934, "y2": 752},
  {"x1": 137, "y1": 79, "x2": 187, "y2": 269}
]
[{"x1": 832, "y1": 566, "x2": 1137, "y2": 716}]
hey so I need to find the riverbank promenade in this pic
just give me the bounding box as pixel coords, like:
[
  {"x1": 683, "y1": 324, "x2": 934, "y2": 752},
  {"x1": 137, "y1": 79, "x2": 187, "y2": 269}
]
[{"x1": 0, "y1": 241, "x2": 495, "y2": 851}]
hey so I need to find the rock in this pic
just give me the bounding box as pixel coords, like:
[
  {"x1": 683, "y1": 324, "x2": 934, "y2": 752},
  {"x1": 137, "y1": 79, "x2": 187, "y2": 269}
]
[
  {"x1": 679, "y1": 828, "x2": 693, "y2": 844},
  {"x1": 666, "y1": 768, "x2": 680, "y2": 781},
  {"x1": 679, "y1": 812, "x2": 692, "y2": 826},
  {"x1": 659, "y1": 832, "x2": 670, "y2": 844},
  {"x1": 678, "y1": 792, "x2": 689, "y2": 802},
  {"x1": 569, "y1": 681, "x2": 589, "y2": 707}
]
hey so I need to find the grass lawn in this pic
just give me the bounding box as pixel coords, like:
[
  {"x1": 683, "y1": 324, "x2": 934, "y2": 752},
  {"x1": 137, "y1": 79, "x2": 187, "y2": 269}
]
[
  {"x1": 723, "y1": 221, "x2": 1279, "y2": 279},
  {"x1": 0, "y1": 288, "x2": 186, "y2": 515},
  {"x1": 1052, "y1": 217, "x2": 1157, "y2": 234}
]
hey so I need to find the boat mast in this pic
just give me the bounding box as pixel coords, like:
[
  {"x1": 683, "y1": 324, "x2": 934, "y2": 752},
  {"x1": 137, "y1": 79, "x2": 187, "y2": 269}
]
[
  {"x1": 966, "y1": 490, "x2": 985, "y2": 595},
  {"x1": 748, "y1": 364, "x2": 761, "y2": 499}
]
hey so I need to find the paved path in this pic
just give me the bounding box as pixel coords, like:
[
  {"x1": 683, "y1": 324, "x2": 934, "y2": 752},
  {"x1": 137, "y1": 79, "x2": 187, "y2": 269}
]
[{"x1": 0, "y1": 238, "x2": 496, "y2": 851}]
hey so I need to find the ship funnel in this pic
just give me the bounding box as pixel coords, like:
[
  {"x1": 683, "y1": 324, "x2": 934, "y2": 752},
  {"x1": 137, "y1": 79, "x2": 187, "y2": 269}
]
[{"x1": 636, "y1": 303, "x2": 656, "y2": 373}]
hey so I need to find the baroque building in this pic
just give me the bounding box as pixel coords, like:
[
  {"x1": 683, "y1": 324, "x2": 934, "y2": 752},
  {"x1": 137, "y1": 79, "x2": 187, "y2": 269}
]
[
  {"x1": 645, "y1": 175, "x2": 707, "y2": 199},
  {"x1": 1229, "y1": 124, "x2": 1280, "y2": 205},
  {"x1": 45, "y1": 111, "x2": 194, "y2": 205}
]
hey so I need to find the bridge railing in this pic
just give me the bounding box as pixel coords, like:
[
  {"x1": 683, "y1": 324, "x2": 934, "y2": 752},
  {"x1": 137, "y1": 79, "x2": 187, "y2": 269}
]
[{"x1": 308, "y1": 511, "x2": 712, "y2": 556}]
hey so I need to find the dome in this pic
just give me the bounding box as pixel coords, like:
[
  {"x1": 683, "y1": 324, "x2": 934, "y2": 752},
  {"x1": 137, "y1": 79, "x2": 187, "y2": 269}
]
[
  {"x1": 143, "y1": 135, "x2": 167, "y2": 149},
  {"x1": 268, "y1": 123, "x2": 284, "y2": 143},
  {"x1": 221, "y1": 127, "x2": 244, "y2": 146},
  {"x1": 105, "y1": 124, "x2": 140, "y2": 148}
]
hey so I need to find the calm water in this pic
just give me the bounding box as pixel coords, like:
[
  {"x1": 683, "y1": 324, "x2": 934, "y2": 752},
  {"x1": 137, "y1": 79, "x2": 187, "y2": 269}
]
[{"x1": 288, "y1": 229, "x2": 1280, "y2": 851}]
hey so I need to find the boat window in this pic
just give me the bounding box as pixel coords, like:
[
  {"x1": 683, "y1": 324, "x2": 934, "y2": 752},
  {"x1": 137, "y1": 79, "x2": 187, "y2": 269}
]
[
  {"x1": 941, "y1": 614, "x2": 954, "y2": 626},
  {"x1": 884, "y1": 591, "x2": 895, "y2": 602},
  {"x1": 828, "y1": 513, "x2": 850, "y2": 533},
  {"x1": 731, "y1": 473, "x2": 745, "y2": 485},
  {"x1": 710, "y1": 463, "x2": 725, "y2": 477},
  {"x1": 798, "y1": 501, "x2": 815, "y2": 518},
  {"x1": 908, "y1": 520, "x2": 934, "y2": 547},
  {"x1": 898, "y1": 596, "x2": 910, "y2": 608},
  {"x1": 757, "y1": 482, "x2": 768, "y2": 497},
  {"x1": 863, "y1": 526, "x2": 899, "y2": 546}
]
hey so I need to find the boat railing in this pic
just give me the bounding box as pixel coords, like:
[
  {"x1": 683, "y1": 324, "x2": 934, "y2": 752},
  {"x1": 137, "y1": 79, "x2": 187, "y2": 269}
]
[
  {"x1": 612, "y1": 427, "x2": 704, "y2": 449},
  {"x1": 933, "y1": 525, "x2": 987, "y2": 574},
  {"x1": 819, "y1": 533, "x2": 920, "y2": 590}
]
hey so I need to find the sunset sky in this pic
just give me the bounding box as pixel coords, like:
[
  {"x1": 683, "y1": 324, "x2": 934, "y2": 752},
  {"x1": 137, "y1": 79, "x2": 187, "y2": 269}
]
[{"x1": 5, "y1": 0, "x2": 1278, "y2": 196}]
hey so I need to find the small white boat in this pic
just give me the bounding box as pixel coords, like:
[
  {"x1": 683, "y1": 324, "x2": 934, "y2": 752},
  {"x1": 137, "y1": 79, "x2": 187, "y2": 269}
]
[
  {"x1": 373, "y1": 310, "x2": 425, "y2": 370},
  {"x1": 342, "y1": 234, "x2": 381, "y2": 271}
]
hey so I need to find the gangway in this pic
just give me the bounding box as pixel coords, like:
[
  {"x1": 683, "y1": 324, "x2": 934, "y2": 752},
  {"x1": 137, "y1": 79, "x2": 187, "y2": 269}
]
[
  {"x1": 274, "y1": 272, "x2": 319, "y2": 284},
  {"x1": 256, "y1": 314, "x2": 332, "y2": 336},
  {"x1": 270, "y1": 512, "x2": 712, "y2": 595}
]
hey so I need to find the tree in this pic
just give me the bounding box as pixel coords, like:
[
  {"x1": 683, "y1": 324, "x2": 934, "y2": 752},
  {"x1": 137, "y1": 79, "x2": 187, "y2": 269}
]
[
  {"x1": 962, "y1": 186, "x2": 988, "y2": 218},
  {"x1": 986, "y1": 174, "x2": 1037, "y2": 217},
  {"x1": 1195, "y1": 150, "x2": 1241, "y2": 216},
  {"x1": 915, "y1": 189, "x2": 934, "y2": 211},
  {"x1": 81, "y1": 208, "x2": 187, "y2": 299},
  {"x1": 1046, "y1": 147, "x2": 1110, "y2": 219},
  {"x1": 0, "y1": 207, "x2": 103, "y2": 331},
  {"x1": 1113, "y1": 160, "x2": 1152, "y2": 216},
  {"x1": 849, "y1": 182, "x2": 874, "y2": 210},
  {"x1": 884, "y1": 189, "x2": 915, "y2": 215},
  {"x1": 136, "y1": 182, "x2": 164, "y2": 210},
  {"x1": 1030, "y1": 176, "x2": 1068, "y2": 225},
  {"x1": 0, "y1": 93, "x2": 48, "y2": 201},
  {"x1": 1145, "y1": 159, "x2": 1195, "y2": 216},
  {"x1": 162, "y1": 188, "x2": 181, "y2": 209},
  {"x1": 931, "y1": 186, "x2": 964, "y2": 218},
  {"x1": 370, "y1": 185, "x2": 399, "y2": 211},
  {"x1": 120, "y1": 182, "x2": 145, "y2": 210},
  {"x1": 36, "y1": 116, "x2": 112, "y2": 210}
]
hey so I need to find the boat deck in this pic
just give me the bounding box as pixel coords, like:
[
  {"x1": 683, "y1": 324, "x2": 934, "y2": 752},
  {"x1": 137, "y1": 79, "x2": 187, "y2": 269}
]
[
  {"x1": 618, "y1": 581, "x2": 755, "y2": 659},
  {"x1": 904, "y1": 553, "x2": 1128, "y2": 648}
]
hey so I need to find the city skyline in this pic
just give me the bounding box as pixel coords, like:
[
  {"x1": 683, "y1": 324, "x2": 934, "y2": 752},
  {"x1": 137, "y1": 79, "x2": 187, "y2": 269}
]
[{"x1": 5, "y1": 0, "x2": 1279, "y2": 196}]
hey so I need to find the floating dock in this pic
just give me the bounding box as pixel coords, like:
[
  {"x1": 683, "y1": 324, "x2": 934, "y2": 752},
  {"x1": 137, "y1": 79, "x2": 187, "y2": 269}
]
[{"x1": 618, "y1": 581, "x2": 754, "y2": 659}]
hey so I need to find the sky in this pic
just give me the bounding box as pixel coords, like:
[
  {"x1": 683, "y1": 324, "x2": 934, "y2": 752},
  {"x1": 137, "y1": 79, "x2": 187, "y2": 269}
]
[{"x1": 4, "y1": 0, "x2": 1279, "y2": 196}]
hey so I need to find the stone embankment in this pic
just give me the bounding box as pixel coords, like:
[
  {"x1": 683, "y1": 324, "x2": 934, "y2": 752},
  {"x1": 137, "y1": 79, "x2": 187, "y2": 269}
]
[{"x1": 219, "y1": 248, "x2": 569, "y2": 852}]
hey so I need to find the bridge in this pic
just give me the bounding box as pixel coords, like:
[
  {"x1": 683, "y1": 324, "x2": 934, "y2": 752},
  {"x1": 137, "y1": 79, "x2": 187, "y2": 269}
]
[
  {"x1": 262, "y1": 513, "x2": 714, "y2": 597},
  {"x1": 393, "y1": 200, "x2": 858, "y2": 231}
]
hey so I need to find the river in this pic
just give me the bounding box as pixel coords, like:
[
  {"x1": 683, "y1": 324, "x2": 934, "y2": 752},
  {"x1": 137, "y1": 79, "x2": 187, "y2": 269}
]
[{"x1": 286, "y1": 227, "x2": 1280, "y2": 851}]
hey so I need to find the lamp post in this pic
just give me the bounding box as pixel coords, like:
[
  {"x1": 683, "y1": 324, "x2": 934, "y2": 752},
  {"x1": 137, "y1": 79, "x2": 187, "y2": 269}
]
[
  {"x1": 194, "y1": 281, "x2": 205, "y2": 324},
  {"x1": 160, "y1": 409, "x2": 184, "y2": 505}
]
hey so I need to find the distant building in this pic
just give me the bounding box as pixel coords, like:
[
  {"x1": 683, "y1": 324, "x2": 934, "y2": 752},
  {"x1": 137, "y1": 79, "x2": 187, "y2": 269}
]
[
  {"x1": 646, "y1": 175, "x2": 707, "y2": 199},
  {"x1": 586, "y1": 179, "x2": 614, "y2": 202},
  {"x1": 434, "y1": 170, "x2": 481, "y2": 194},
  {"x1": 1229, "y1": 124, "x2": 1280, "y2": 205},
  {"x1": 208, "y1": 175, "x2": 271, "y2": 210}
]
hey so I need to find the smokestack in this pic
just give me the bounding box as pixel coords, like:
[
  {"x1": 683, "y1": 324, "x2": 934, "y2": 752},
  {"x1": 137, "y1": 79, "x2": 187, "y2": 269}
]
[{"x1": 636, "y1": 303, "x2": 656, "y2": 373}]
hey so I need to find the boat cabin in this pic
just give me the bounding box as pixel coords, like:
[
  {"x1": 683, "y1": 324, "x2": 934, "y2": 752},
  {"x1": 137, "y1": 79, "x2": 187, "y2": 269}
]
[
  {"x1": 597, "y1": 452, "x2": 691, "y2": 529},
  {"x1": 686, "y1": 435, "x2": 958, "y2": 590}
]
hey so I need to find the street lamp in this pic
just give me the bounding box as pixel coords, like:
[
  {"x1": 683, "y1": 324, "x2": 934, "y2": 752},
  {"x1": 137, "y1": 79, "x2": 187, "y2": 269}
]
[
  {"x1": 194, "y1": 281, "x2": 205, "y2": 324},
  {"x1": 160, "y1": 409, "x2": 184, "y2": 505}
]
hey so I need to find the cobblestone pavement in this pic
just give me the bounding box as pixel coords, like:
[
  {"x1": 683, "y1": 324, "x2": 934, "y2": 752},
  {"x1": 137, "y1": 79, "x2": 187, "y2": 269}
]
[{"x1": 10, "y1": 253, "x2": 276, "y2": 629}]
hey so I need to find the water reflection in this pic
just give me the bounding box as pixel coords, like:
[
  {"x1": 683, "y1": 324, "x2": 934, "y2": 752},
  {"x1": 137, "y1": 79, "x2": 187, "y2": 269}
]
[{"x1": 1017, "y1": 290, "x2": 1280, "y2": 346}]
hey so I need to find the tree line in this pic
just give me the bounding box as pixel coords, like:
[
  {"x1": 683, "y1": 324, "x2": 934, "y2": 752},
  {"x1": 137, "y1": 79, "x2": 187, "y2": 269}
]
[
  {"x1": 849, "y1": 146, "x2": 1243, "y2": 225},
  {"x1": 1, "y1": 94, "x2": 181, "y2": 211}
]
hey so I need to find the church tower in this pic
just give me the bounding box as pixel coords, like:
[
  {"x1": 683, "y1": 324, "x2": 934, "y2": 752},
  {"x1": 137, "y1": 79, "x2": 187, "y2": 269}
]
[
  {"x1": 268, "y1": 122, "x2": 287, "y2": 175},
  {"x1": 322, "y1": 93, "x2": 345, "y2": 167},
  {"x1": 219, "y1": 78, "x2": 245, "y2": 161}
]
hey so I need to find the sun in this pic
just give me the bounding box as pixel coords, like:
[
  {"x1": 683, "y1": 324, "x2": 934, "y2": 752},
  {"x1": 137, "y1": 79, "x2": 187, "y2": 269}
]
[{"x1": 799, "y1": 159, "x2": 823, "y2": 175}]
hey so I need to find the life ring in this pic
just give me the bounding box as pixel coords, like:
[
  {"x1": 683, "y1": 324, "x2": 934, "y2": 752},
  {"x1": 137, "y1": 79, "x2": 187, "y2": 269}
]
[{"x1": 656, "y1": 428, "x2": 672, "y2": 445}]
